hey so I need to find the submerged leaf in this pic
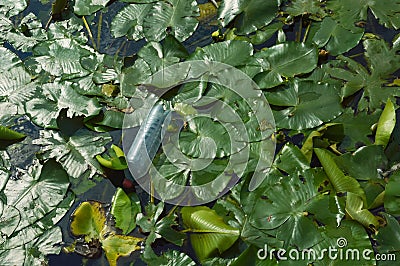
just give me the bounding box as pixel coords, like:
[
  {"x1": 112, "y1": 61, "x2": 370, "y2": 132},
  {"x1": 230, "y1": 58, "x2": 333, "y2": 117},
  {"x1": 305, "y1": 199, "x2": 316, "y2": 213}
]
[{"x1": 111, "y1": 4, "x2": 151, "y2": 40}]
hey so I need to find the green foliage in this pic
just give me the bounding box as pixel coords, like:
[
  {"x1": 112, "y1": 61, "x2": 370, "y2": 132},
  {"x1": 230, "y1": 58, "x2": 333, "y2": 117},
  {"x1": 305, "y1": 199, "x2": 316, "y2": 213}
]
[
  {"x1": 181, "y1": 206, "x2": 240, "y2": 262},
  {"x1": 2, "y1": 0, "x2": 400, "y2": 265}
]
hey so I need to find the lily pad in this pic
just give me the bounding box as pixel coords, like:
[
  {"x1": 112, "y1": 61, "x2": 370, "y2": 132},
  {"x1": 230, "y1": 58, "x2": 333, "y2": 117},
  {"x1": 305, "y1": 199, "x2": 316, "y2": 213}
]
[
  {"x1": 218, "y1": 0, "x2": 279, "y2": 34},
  {"x1": 143, "y1": 0, "x2": 199, "y2": 42},
  {"x1": 33, "y1": 129, "x2": 111, "y2": 181},
  {"x1": 254, "y1": 42, "x2": 318, "y2": 89},
  {"x1": 265, "y1": 80, "x2": 342, "y2": 130}
]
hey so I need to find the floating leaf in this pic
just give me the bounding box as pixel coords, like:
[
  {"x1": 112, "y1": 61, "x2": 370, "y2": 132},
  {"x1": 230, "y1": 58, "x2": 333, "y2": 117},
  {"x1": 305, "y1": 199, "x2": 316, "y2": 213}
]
[
  {"x1": 143, "y1": 0, "x2": 199, "y2": 42},
  {"x1": 74, "y1": 0, "x2": 110, "y2": 16},
  {"x1": 285, "y1": 0, "x2": 326, "y2": 20},
  {"x1": 375, "y1": 213, "x2": 400, "y2": 260},
  {"x1": 375, "y1": 99, "x2": 396, "y2": 147},
  {"x1": 32, "y1": 38, "x2": 94, "y2": 79},
  {"x1": 70, "y1": 201, "x2": 106, "y2": 242},
  {"x1": 265, "y1": 80, "x2": 342, "y2": 130},
  {"x1": 33, "y1": 129, "x2": 111, "y2": 181},
  {"x1": 275, "y1": 143, "x2": 310, "y2": 173},
  {"x1": 326, "y1": 38, "x2": 400, "y2": 110},
  {"x1": 0, "y1": 159, "x2": 70, "y2": 237},
  {"x1": 111, "y1": 4, "x2": 152, "y2": 40},
  {"x1": 181, "y1": 206, "x2": 240, "y2": 262},
  {"x1": 218, "y1": 0, "x2": 279, "y2": 34},
  {"x1": 249, "y1": 169, "x2": 323, "y2": 249},
  {"x1": 384, "y1": 171, "x2": 400, "y2": 216},
  {"x1": 110, "y1": 188, "x2": 140, "y2": 234},
  {"x1": 327, "y1": 0, "x2": 400, "y2": 30},
  {"x1": 101, "y1": 234, "x2": 142, "y2": 266},
  {"x1": 334, "y1": 145, "x2": 388, "y2": 181},
  {"x1": 311, "y1": 16, "x2": 364, "y2": 55},
  {"x1": 190, "y1": 40, "x2": 253, "y2": 66},
  {"x1": 254, "y1": 42, "x2": 318, "y2": 89},
  {"x1": 25, "y1": 82, "x2": 102, "y2": 129},
  {"x1": 332, "y1": 108, "x2": 381, "y2": 150}
]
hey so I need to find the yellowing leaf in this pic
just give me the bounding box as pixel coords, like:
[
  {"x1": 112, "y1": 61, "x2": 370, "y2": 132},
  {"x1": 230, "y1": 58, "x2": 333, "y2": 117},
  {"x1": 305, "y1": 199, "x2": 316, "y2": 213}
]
[
  {"x1": 70, "y1": 201, "x2": 107, "y2": 242},
  {"x1": 102, "y1": 234, "x2": 143, "y2": 266}
]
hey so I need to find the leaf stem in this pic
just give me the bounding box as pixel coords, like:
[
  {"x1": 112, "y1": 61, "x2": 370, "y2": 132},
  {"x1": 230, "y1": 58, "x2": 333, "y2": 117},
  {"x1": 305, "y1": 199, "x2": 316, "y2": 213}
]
[
  {"x1": 210, "y1": 0, "x2": 219, "y2": 8},
  {"x1": 82, "y1": 16, "x2": 97, "y2": 51},
  {"x1": 296, "y1": 15, "x2": 303, "y2": 42},
  {"x1": 302, "y1": 21, "x2": 311, "y2": 43},
  {"x1": 97, "y1": 12, "x2": 103, "y2": 50}
]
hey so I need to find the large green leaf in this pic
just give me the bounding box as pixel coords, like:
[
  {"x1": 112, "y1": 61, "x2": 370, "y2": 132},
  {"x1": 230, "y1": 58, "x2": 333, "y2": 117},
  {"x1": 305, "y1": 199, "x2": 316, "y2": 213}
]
[
  {"x1": 179, "y1": 116, "x2": 231, "y2": 158},
  {"x1": 265, "y1": 80, "x2": 342, "y2": 130},
  {"x1": 181, "y1": 206, "x2": 240, "y2": 262},
  {"x1": 143, "y1": 0, "x2": 199, "y2": 42},
  {"x1": 25, "y1": 82, "x2": 102, "y2": 129},
  {"x1": 190, "y1": 40, "x2": 253, "y2": 66},
  {"x1": 326, "y1": 38, "x2": 400, "y2": 110},
  {"x1": 314, "y1": 148, "x2": 366, "y2": 202},
  {"x1": 254, "y1": 42, "x2": 318, "y2": 89},
  {"x1": 285, "y1": 0, "x2": 326, "y2": 20},
  {"x1": 334, "y1": 145, "x2": 388, "y2": 181},
  {"x1": 74, "y1": 0, "x2": 110, "y2": 16},
  {"x1": 218, "y1": 0, "x2": 279, "y2": 34},
  {"x1": 0, "y1": 159, "x2": 69, "y2": 236},
  {"x1": 374, "y1": 213, "x2": 400, "y2": 262},
  {"x1": 332, "y1": 108, "x2": 381, "y2": 150},
  {"x1": 249, "y1": 169, "x2": 323, "y2": 249},
  {"x1": 0, "y1": 47, "x2": 37, "y2": 107},
  {"x1": 384, "y1": 171, "x2": 400, "y2": 216},
  {"x1": 110, "y1": 188, "x2": 140, "y2": 235},
  {"x1": 32, "y1": 39, "x2": 94, "y2": 79},
  {"x1": 3, "y1": 13, "x2": 47, "y2": 53},
  {"x1": 33, "y1": 130, "x2": 111, "y2": 181},
  {"x1": 311, "y1": 16, "x2": 364, "y2": 55},
  {"x1": 0, "y1": 226, "x2": 63, "y2": 266},
  {"x1": 327, "y1": 0, "x2": 400, "y2": 30},
  {"x1": 0, "y1": 0, "x2": 28, "y2": 17},
  {"x1": 375, "y1": 99, "x2": 396, "y2": 148},
  {"x1": 111, "y1": 4, "x2": 152, "y2": 40}
]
